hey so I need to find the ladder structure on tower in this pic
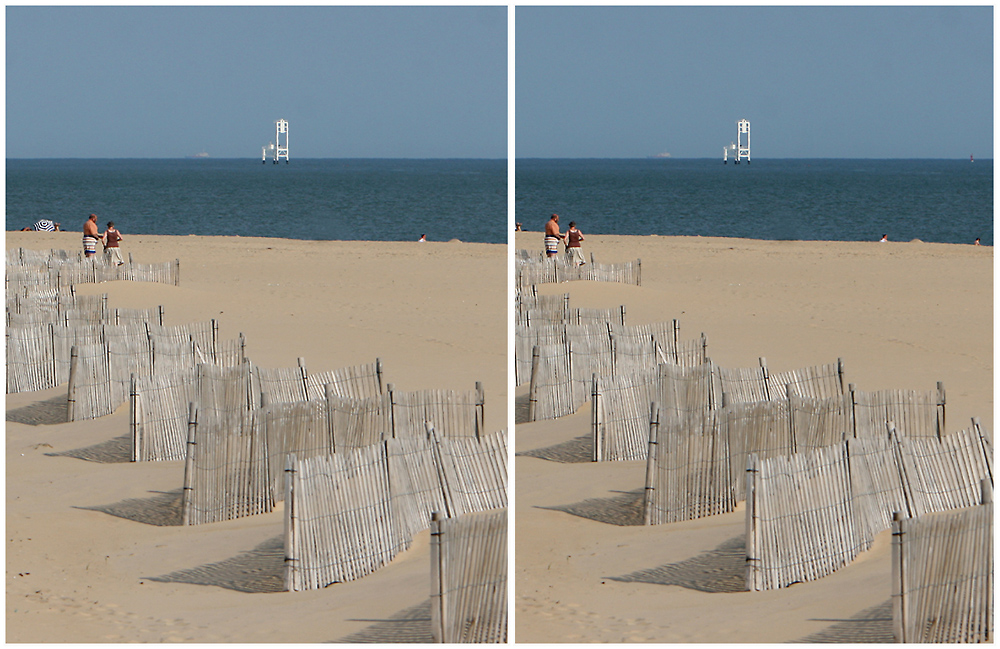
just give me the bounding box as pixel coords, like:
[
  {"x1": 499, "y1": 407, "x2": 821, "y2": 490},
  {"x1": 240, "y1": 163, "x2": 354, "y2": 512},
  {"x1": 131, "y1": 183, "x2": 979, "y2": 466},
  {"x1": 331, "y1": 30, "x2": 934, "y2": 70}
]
[
  {"x1": 262, "y1": 119, "x2": 289, "y2": 164},
  {"x1": 723, "y1": 119, "x2": 750, "y2": 164}
]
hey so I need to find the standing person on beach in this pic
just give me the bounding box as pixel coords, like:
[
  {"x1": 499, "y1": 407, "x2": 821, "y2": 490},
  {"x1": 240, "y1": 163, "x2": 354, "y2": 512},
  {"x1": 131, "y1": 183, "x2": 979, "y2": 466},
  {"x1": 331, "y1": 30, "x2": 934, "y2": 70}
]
[
  {"x1": 82, "y1": 213, "x2": 101, "y2": 257},
  {"x1": 545, "y1": 214, "x2": 563, "y2": 257},
  {"x1": 103, "y1": 221, "x2": 124, "y2": 266},
  {"x1": 565, "y1": 221, "x2": 585, "y2": 266}
]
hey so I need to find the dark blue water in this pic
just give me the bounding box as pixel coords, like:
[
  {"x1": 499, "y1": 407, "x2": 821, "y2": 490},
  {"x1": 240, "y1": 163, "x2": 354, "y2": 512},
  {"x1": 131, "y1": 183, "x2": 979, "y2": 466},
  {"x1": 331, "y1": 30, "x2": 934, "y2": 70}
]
[
  {"x1": 516, "y1": 159, "x2": 993, "y2": 245},
  {"x1": 6, "y1": 158, "x2": 507, "y2": 244}
]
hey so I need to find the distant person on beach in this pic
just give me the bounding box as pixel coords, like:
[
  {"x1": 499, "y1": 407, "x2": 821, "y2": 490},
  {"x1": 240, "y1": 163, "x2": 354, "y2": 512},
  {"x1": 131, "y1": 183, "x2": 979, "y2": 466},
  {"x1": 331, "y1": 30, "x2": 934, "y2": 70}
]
[
  {"x1": 565, "y1": 221, "x2": 585, "y2": 266},
  {"x1": 418, "y1": 234, "x2": 427, "y2": 242},
  {"x1": 83, "y1": 214, "x2": 101, "y2": 257},
  {"x1": 975, "y1": 237, "x2": 981, "y2": 246},
  {"x1": 30, "y1": 219, "x2": 60, "y2": 232},
  {"x1": 515, "y1": 222, "x2": 522, "y2": 231},
  {"x1": 879, "y1": 234, "x2": 888, "y2": 243},
  {"x1": 545, "y1": 214, "x2": 563, "y2": 257},
  {"x1": 103, "y1": 221, "x2": 124, "y2": 266}
]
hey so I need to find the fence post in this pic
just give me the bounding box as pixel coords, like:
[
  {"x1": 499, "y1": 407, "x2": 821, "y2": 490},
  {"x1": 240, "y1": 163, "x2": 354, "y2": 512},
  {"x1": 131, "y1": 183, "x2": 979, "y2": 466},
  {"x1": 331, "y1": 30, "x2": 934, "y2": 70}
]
[
  {"x1": 619, "y1": 304, "x2": 626, "y2": 327},
  {"x1": 745, "y1": 453, "x2": 760, "y2": 591},
  {"x1": 297, "y1": 357, "x2": 308, "y2": 400},
  {"x1": 211, "y1": 319, "x2": 219, "y2": 361},
  {"x1": 981, "y1": 477, "x2": 993, "y2": 506},
  {"x1": 157, "y1": 305, "x2": 164, "y2": 326},
  {"x1": 785, "y1": 383, "x2": 797, "y2": 453},
  {"x1": 430, "y1": 511, "x2": 446, "y2": 643},
  {"x1": 759, "y1": 357, "x2": 770, "y2": 401},
  {"x1": 283, "y1": 453, "x2": 298, "y2": 592},
  {"x1": 181, "y1": 402, "x2": 198, "y2": 526},
  {"x1": 174, "y1": 258, "x2": 181, "y2": 286},
  {"x1": 375, "y1": 357, "x2": 384, "y2": 394},
  {"x1": 475, "y1": 381, "x2": 484, "y2": 442},
  {"x1": 636, "y1": 258, "x2": 642, "y2": 286},
  {"x1": 671, "y1": 319, "x2": 680, "y2": 363},
  {"x1": 129, "y1": 373, "x2": 139, "y2": 462},
  {"x1": 66, "y1": 345, "x2": 79, "y2": 422},
  {"x1": 642, "y1": 401, "x2": 660, "y2": 525},
  {"x1": 891, "y1": 510, "x2": 907, "y2": 643},
  {"x1": 386, "y1": 383, "x2": 397, "y2": 438},
  {"x1": 527, "y1": 346, "x2": 540, "y2": 423},
  {"x1": 836, "y1": 357, "x2": 846, "y2": 396},
  {"x1": 591, "y1": 373, "x2": 601, "y2": 462},
  {"x1": 324, "y1": 383, "x2": 337, "y2": 454},
  {"x1": 848, "y1": 383, "x2": 858, "y2": 438},
  {"x1": 935, "y1": 381, "x2": 946, "y2": 440}
]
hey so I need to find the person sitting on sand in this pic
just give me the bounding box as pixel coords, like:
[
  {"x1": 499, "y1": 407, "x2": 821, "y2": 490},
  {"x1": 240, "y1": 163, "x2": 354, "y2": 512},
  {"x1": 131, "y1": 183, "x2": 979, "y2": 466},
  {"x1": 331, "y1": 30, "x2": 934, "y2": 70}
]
[
  {"x1": 975, "y1": 237, "x2": 981, "y2": 246},
  {"x1": 418, "y1": 234, "x2": 427, "y2": 242},
  {"x1": 83, "y1": 213, "x2": 101, "y2": 257},
  {"x1": 565, "y1": 221, "x2": 585, "y2": 266},
  {"x1": 515, "y1": 222, "x2": 522, "y2": 231},
  {"x1": 545, "y1": 214, "x2": 563, "y2": 258},
  {"x1": 103, "y1": 221, "x2": 124, "y2": 266},
  {"x1": 879, "y1": 234, "x2": 888, "y2": 243}
]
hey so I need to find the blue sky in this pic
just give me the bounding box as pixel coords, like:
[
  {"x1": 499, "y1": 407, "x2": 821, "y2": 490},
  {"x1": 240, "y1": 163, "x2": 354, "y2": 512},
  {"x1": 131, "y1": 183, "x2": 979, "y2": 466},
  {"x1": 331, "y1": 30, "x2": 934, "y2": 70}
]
[
  {"x1": 516, "y1": 6, "x2": 993, "y2": 158},
  {"x1": 6, "y1": 6, "x2": 507, "y2": 158}
]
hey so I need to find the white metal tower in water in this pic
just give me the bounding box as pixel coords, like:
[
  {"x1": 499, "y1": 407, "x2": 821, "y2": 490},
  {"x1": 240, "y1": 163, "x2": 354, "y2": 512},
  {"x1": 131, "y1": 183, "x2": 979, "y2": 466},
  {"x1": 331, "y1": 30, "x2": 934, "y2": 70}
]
[
  {"x1": 273, "y1": 119, "x2": 289, "y2": 163},
  {"x1": 736, "y1": 119, "x2": 750, "y2": 163},
  {"x1": 723, "y1": 119, "x2": 751, "y2": 164}
]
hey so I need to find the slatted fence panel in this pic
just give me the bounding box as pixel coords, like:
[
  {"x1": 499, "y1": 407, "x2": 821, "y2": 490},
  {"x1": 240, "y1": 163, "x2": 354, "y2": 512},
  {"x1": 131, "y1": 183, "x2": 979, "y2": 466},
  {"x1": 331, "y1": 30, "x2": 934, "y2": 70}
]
[
  {"x1": 527, "y1": 343, "x2": 576, "y2": 421},
  {"x1": 847, "y1": 434, "x2": 908, "y2": 543},
  {"x1": 432, "y1": 509, "x2": 508, "y2": 644},
  {"x1": 284, "y1": 444, "x2": 410, "y2": 590},
  {"x1": 894, "y1": 503, "x2": 993, "y2": 643},
  {"x1": 436, "y1": 429, "x2": 508, "y2": 517},
  {"x1": 304, "y1": 359, "x2": 383, "y2": 400},
  {"x1": 771, "y1": 359, "x2": 845, "y2": 400},
  {"x1": 263, "y1": 399, "x2": 332, "y2": 501},
  {"x1": 724, "y1": 400, "x2": 793, "y2": 502},
  {"x1": 182, "y1": 405, "x2": 272, "y2": 525},
  {"x1": 790, "y1": 394, "x2": 852, "y2": 450},
  {"x1": 53, "y1": 323, "x2": 103, "y2": 384},
  {"x1": 592, "y1": 370, "x2": 660, "y2": 461},
  {"x1": 746, "y1": 444, "x2": 861, "y2": 590},
  {"x1": 645, "y1": 406, "x2": 734, "y2": 524},
  {"x1": 897, "y1": 426, "x2": 993, "y2": 517},
  {"x1": 390, "y1": 386, "x2": 484, "y2": 439},
  {"x1": 6, "y1": 324, "x2": 57, "y2": 393},
  {"x1": 388, "y1": 435, "x2": 449, "y2": 539},
  {"x1": 68, "y1": 343, "x2": 115, "y2": 421},
  {"x1": 851, "y1": 386, "x2": 944, "y2": 439},
  {"x1": 326, "y1": 393, "x2": 391, "y2": 450},
  {"x1": 131, "y1": 369, "x2": 196, "y2": 462},
  {"x1": 253, "y1": 362, "x2": 308, "y2": 405}
]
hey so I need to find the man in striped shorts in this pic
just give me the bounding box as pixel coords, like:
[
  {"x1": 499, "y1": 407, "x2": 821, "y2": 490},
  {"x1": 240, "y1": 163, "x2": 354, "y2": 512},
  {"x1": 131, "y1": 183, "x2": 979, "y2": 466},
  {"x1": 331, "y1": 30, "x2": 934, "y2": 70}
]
[
  {"x1": 544, "y1": 213, "x2": 564, "y2": 258},
  {"x1": 83, "y1": 213, "x2": 101, "y2": 257}
]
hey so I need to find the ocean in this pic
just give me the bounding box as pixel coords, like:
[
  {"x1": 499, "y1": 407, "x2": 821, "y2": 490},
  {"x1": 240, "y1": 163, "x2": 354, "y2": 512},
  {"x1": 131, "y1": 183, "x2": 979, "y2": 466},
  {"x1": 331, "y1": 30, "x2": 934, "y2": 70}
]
[
  {"x1": 516, "y1": 158, "x2": 993, "y2": 246},
  {"x1": 6, "y1": 158, "x2": 507, "y2": 245}
]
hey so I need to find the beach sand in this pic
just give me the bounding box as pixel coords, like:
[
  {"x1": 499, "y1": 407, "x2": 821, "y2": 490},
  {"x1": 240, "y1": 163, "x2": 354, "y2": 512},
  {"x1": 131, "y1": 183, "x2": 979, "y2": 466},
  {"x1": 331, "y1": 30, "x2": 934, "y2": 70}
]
[
  {"x1": 514, "y1": 230, "x2": 991, "y2": 643},
  {"x1": 6, "y1": 231, "x2": 505, "y2": 642}
]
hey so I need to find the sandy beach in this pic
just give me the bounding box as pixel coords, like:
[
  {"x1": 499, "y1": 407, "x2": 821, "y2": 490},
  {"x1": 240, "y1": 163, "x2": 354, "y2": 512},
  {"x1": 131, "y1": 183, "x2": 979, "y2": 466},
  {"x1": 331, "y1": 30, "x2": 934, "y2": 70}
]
[
  {"x1": 6, "y1": 231, "x2": 505, "y2": 642},
  {"x1": 514, "y1": 230, "x2": 991, "y2": 642}
]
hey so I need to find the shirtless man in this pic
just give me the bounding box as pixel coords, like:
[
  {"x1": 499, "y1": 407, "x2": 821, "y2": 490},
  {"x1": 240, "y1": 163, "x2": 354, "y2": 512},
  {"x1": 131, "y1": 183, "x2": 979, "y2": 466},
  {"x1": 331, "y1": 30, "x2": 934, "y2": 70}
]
[
  {"x1": 544, "y1": 214, "x2": 564, "y2": 258},
  {"x1": 83, "y1": 213, "x2": 101, "y2": 257}
]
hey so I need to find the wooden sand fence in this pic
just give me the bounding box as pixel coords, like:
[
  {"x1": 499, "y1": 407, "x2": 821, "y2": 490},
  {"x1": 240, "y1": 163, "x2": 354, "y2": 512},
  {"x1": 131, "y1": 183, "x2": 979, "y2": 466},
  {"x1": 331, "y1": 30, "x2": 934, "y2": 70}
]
[
  {"x1": 850, "y1": 382, "x2": 946, "y2": 439},
  {"x1": 6, "y1": 286, "x2": 108, "y2": 326},
  {"x1": 284, "y1": 429, "x2": 508, "y2": 591},
  {"x1": 431, "y1": 509, "x2": 508, "y2": 643},
  {"x1": 892, "y1": 485, "x2": 993, "y2": 643},
  {"x1": 515, "y1": 251, "x2": 642, "y2": 287},
  {"x1": 515, "y1": 285, "x2": 569, "y2": 326},
  {"x1": 745, "y1": 422, "x2": 993, "y2": 590},
  {"x1": 6, "y1": 254, "x2": 181, "y2": 290},
  {"x1": 387, "y1": 383, "x2": 486, "y2": 440}
]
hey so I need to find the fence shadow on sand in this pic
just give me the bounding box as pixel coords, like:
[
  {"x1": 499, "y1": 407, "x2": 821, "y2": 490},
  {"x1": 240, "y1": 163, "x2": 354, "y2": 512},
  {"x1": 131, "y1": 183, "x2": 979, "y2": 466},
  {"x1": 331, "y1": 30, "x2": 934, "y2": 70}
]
[
  {"x1": 608, "y1": 535, "x2": 748, "y2": 594},
  {"x1": 76, "y1": 488, "x2": 184, "y2": 527},
  {"x1": 335, "y1": 599, "x2": 434, "y2": 643},
  {"x1": 538, "y1": 488, "x2": 644, "y2": 526},
  {"x1": 795, "y1": 600, "x2": 894, "y2": 643},
  {"x1": 46, "y1": 434, "x2": 132, "y2": 464},
  {"x1": 7, "y1": 394, "x2": 68, "y2": 426},
  {"x1": 146, "y1": 535, "x2": 286, "y2": 594},
  {"x1": 516, "y1": 435, "x2": 593, "y2": 464}
]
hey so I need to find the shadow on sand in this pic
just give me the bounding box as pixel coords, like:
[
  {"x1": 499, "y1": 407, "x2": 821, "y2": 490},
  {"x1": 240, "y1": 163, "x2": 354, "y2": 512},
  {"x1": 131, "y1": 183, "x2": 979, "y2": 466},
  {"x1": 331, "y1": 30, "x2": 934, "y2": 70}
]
[
  {"x1": 516, "y1": 435, "x2": 593, "y2": 464},
  {"x1": 336, "y1": 599, "x2": 435, "y2": 643},
  {"x1": 46, "y1": 433, "x2": 133, "y2": 463},
  {"x1": 608, "y1": 535, "x2": 748, "y2": 593},
  {"x1": 795, "y1": 600, "x2": 894, "y2": 643},
  {"x1": 539, "y1": 488, "x2": 645, "y2": 526},
  {"x1": 77, "y1": 488, "x2": 184, "y2": 526},
  {"x1": 146, "y1": 535, "x2": 286, "y2": 594},
  {"x1": 7, "y1": 394, "x2": 69, "y2": 426}
]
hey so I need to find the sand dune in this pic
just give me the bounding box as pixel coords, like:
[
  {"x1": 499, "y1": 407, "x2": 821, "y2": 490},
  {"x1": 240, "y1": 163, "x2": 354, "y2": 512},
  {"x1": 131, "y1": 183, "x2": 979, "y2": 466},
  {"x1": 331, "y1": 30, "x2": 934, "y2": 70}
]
[
  {"x1": 6, "y1": 231, "x2": 505, "y2": 642},
  {"x1": 514, "y1": 230, "x2": 991, "y2": 642}
]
